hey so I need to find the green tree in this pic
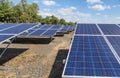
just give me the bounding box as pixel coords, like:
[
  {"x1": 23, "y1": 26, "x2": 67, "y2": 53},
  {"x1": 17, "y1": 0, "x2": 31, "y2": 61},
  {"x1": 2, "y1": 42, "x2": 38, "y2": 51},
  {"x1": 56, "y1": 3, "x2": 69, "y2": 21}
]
[
  {"x1": 21, "y1": 0, "x2": 27, "y2": 12},
  {"x1": 50, "y1": 15, "x2": 59, "y2": 25},
  {"x1": 0, "y1": 0, "x2": 13, "y2": 22},
  {"x1": 27, "y1": 3, "x2": 39, "y2": 23},
  {"x1": 12, "y1": 4, "x2": 22, "y2": 22},
  {"x1": 59, "y1": 18, "x2": 65, "y2": 25},
  {"x1": 0, "y1": 0, "x2": 75, "y2": 25}
]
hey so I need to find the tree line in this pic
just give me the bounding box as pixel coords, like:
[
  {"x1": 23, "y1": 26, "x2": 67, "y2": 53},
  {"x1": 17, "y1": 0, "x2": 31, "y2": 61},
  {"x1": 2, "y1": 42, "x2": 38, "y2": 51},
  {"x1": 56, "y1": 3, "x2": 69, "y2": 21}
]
[{"x1": 0, "y1": 0, "x2": 76, "y2": 26}]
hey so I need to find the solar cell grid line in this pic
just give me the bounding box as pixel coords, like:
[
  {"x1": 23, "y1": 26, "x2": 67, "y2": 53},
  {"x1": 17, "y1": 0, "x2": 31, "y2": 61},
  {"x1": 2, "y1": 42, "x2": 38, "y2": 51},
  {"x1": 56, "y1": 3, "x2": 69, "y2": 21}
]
[
  {"x1": 0, "y1": 23, "x2": 22, "y2": 31},
  {"x1": 116, "y1": 24, "x2": 120, "y2": 28},
  {"x1": 68, "y1": 26, "x2": 74, "y2": 31},
  {"x1": 27, "y1": 30, "x2": 46, "y2": 36},
  {"x1": 41, "y1": 30, "x2": 57, "y2": 37},
  {"x1": 107, "y1": 36, "x2": 120, "y2": 58},
  {"x1": 62, "y1": 36, "x2": 120, "y2": 78},
  {"x1": 0, "y1": 24, "x2": 37, "y2": 34},
  {"x1": 20, "y1": 30, "x2": 35, "y2": 36},
  {"x1": 96, "y1": 24, "x2": 120, "y2": 63},
  {"x1": 0, "y1": 34, "x2": 14, "y2": 44},
  {"x1": 66, "y1": 26, "x2": 71, "y2": 31},
  {"x1": 57, "y1": 26, "x2": 64, "y2": 31},
  {"x1": 38, "y1": 25, "x2": 52, "y2": 30},
  {"x1": 21, "y1": 25, "x2": 46, "y2": 36},
  {"x1": 98, "y1": 24, "x2": 120, "y2": 35},
  {"x1": 69, "y1": 26, "x2": 75, "y2": 31},
  {"x1": 50, "y1": 25, "x2": 61, "y2": 30},
  {"x1": 59, "y1": 26, "x2": 70, "y2": 32},
  {"x1": 40, "y1": 25, "x2": 54, "y2": 36},
  {"x1": 75, "y1": 24, "x2": 101, "y2": 35}
]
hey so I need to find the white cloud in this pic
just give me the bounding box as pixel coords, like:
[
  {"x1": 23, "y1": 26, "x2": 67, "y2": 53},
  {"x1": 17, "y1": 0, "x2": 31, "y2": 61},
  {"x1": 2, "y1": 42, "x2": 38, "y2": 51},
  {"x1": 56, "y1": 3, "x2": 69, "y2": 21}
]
[
  {"x1": 116, "y1": 17, "x2": 120, "y2": 19},
  {"x1": 57, "y1": 7, "x2": 91, "y2": 22},
  {"x1": 76, "y1": 12, "x2": 91, "y2": 17},
  {"x1": 87, "y1": 0, "x2": 102, "y2": 4},
  {"x1": 89, "y1": 4, "x2": 111, "y2": 11},
  {"x1": 113, "y1": 5, "x2": 120, "y2": 8},
  {"x1": 38, "y1": 10, "x2": 53, "y2": 17},
  {"x1": 38, "y1": 6, "x2": 91, "y2": 22},
  {"x1": 57, "y1": 7, "x2": 77, "y2": 15},
  {"x1": 103, "y1": 15, "x2": 108, "y2": 18},
  {"x1": 33, "y1": 0, "x2": 39, "y2": 4},
  {"x1": 42, "y1": 0, "x2": 56, "y2": 6},
  {"x1": 96, "y1": 13, "x2": 101, "y2": 15}
]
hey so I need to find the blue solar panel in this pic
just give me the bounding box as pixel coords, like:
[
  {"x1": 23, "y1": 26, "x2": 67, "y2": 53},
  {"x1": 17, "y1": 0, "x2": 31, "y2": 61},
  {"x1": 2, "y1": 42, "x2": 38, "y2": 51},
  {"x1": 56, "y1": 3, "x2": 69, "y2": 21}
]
[
  {"x1": 28, "y1": 30, "x2": 46, "y2": 36},
  {"x1": 75, "y1": 24, "x2": 101, "y2": 35},
  {"x1": 59, "y1": 26, "x2": 70, "y2": 32},
  {"x1": 63, "y1": 36, "x2": 120, "y2": 77},
  {"x1": 0, "y1": 35, "x2": 14, "y2": 43},
  {"x1": 20, "y1": 30, "x2": 36, "y2": 36},
  {"x1": 0, "y1": 23, "x2": 18, "y2": 30},
  {"x1": 39, "y1": 25, "x2": 52, "y2": 30},
  {"x1": 51, "y1": 25, "x2": 61, "y2": 30},
  {"x1": 41, "y1": 30, "x2": 57, "y2": 36},
  {"x1": 0, "y1": 24, "x2": 37, "y2": 34},
  {"x1": 19, "y1": 25, "x2": 63, "y2": 37},
  {"x1": 59, "y1": 29, "x2": 68, "y2": 32},
  {"x1": 0, "y1": 23, "x2": 38, "y2": 43},
  {"x1": 98, "y1": 24, "x2": 120, "y2": 35},
  {"x1": 68, "y1": 26, "x2": 74, "y2": 31},
  {"x1": 107, "y1": 36, "x2": 120, "y2": 57}
]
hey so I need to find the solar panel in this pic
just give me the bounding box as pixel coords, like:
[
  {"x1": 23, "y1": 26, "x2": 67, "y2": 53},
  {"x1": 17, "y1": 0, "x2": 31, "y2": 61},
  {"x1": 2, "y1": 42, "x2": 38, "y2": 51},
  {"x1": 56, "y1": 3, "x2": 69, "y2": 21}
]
[
  {"x1": 0, "y1": 23, "x2": 38, "y2": 43},
  {"x1": 39, "y1": 25, "x2": 52, "y2": 30},
  {"x1": 0, "y1": 24, "x2": 37, "y2": 34},
  {"x1": 63, "y1": 36, "x2": 120, "y2": 77},
  {"x1": 68, "y1": 26, "x2": 74, "y2": 31},
  {"x1": 58, "y1": 26, "x2": 70, "y2": 32},
  {"x1": 98, "y1": 24, "x2": 120, "y2": 35},
  {"x1": 51, "y1": 25, "x2": 61, "y2": 30},
  {"x1": 0, "y1": 23, "x2": 19, "y2": 31},
  {"x1": 0, "y1": 34, "x2": 14, "y2": 44},
  {"x1": 41, "y1": 30, "x2": 57, "y2": 36},
  {"x1": 20, "y1": 25, "x2": 62, "y2": 37},
  {"x1": 75, "y1": 24, "x2": 101, "y2": 35},
  {"x1": 107, "y1": 36, "x2": 120, "y2": 57},
  {"x1": 20, "y1": 30, "x2": 37, "y2": 36},
  {"x1": 28, "y1": 30, "x2": 46, "y2": 36}
]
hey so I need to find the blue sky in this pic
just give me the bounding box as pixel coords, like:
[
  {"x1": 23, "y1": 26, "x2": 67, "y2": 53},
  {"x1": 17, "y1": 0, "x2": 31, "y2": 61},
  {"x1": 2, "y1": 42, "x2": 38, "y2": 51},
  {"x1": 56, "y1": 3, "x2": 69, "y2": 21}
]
[{"x1": 13, "y1": 0, "x2": 120, "y2": 23}]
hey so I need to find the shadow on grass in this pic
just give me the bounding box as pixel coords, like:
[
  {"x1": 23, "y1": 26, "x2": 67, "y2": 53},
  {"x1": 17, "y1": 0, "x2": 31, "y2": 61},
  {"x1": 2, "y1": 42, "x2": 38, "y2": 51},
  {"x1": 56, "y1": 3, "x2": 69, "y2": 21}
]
[
  {"x1": 48, "y1": 49, "x2": 69, "y2": 78},
  {"x1": 0, "y1": 48, "x2": 28, "y2": 65}
]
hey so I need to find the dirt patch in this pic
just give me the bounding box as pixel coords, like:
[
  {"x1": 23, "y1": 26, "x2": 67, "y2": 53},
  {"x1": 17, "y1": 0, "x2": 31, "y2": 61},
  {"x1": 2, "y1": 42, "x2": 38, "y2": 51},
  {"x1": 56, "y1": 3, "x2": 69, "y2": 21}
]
[{"x1": 0, "y1": 32, "x2": 73, "y2": 78}]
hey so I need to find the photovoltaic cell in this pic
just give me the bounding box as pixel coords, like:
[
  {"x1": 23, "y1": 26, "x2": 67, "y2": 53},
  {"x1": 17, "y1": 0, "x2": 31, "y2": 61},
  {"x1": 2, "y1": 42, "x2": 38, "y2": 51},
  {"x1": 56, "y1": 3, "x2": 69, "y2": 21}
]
[
  {"x1": 0, "y1": 24, "x2": 37, "y2": 34},
  {"x1": 63, "y1": 36, "x2": 120, "y2": 77},
  {"x1": 41, "y1": 30, "x2": 57, "y2": 36},
  {"x1": 107, "y1": 36, "x2": 120, "y2": 57},
  {"x1": 20, "y1": 25, "x2": 69, "y2": 37},
  {"x1": 98, "y1": 24, "x2": 120, "y2": 35},
  {"x1": 0, "y1": 23, "x2": 38, "y2": 43},
  {"x1": 51, "y1": 25, "x2": 61, "y2": 30},
  {"x1": 39, "y1": 25, "x2": 51, "y2": 30},
  {"x1": 75, "y1": 24, "x2": 101, "y2": 35},
  {"x1": 28, "y1": 30, "x2": 46, "y2": 36},
  {"x1": 20, "y1": 30, "x2": 37, "y2": 36},
  {"x1": 0, "y1": 35, "x2": 14, "y2": 43},
  {"x1": 0, "y1": 23, "x2": 18, "y2": 30},
  {"x1": 59, "y1": 26, "x2": 70, "y2": 32},
  {"x1": 68, "y1": 26, "x2": 74, "y2": 31}
]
